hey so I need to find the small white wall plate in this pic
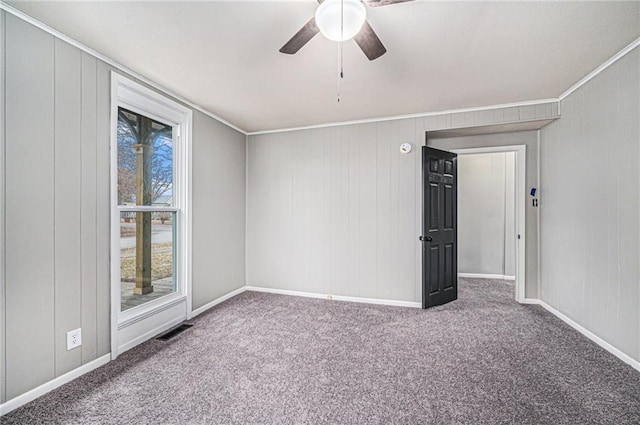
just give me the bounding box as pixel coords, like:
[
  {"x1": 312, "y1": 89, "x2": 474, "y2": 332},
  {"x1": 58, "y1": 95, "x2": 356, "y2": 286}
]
[{"x1": 400, "y1": 143, "x2": 412, "y2": 154}]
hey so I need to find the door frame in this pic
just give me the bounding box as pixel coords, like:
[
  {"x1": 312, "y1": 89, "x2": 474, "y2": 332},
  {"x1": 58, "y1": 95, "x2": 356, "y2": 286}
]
[
  {"x1": 450, "y1": 145, "x2": 527, "y2": 303},
  {"x1": 109, "y1": 72, "x2": 193, "y2": 359}
]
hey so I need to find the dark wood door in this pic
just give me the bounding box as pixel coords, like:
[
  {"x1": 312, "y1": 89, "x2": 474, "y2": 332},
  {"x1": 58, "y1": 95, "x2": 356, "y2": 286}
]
[{"x1": 421, "y1": 146, "x2": 458, "y2": 309}]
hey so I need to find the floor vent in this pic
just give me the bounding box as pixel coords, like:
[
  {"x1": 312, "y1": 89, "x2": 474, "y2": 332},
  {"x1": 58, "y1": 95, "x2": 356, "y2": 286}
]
[{"x1": 157, "y1": 324, "x2": 193, "y2": 341}]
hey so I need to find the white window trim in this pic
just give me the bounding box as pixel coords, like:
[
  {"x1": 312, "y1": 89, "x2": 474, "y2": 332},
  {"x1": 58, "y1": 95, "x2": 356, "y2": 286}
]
[{"x1": 110, "y1": 72, "x2": 193, "y2": 359}]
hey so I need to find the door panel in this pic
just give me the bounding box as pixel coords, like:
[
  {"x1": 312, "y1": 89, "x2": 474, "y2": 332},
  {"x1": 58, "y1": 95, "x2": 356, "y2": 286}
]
[
  {"x1": 429, "y1": 184, "x2": 439, "y2": 230},
  {"x1": 422, "y1": 146, "x2": 458, "y2": 309},
  {"x1": 444, "y1": 185, "x2": 454, "y2": 230},
  {"x1": 444, "y1": 243, "x2": 454, "y2": 289},
  {"x1": 429, "y1": 246, "x2": 440, "y2": 294},
  {"x1": 429, "y1": 157, "x2": 439, "y2": 172}
]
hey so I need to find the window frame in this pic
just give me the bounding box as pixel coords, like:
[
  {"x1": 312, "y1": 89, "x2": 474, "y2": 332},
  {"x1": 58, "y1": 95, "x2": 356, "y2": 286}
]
[
  {"x1": 110, "y1": 72, "x2": 192, "y2": 355},
  {"x1": 116, "y1": 103, "x2": 178, "y2": 211}
]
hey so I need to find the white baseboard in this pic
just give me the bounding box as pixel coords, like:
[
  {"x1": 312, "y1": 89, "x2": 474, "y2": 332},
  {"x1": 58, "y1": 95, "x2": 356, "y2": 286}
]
[
  {"x1": 535, "y1": 300, "x2": 640, "y2": 372},
  {"x1": 513, "y1": 297, "x2": 639, "y2": 371},
  {"x1": 520, "y1": 298, "x2": 541, "y2": 305},
  {"x1": 459, "y1": 273, "x2": 515, "y2": 281},
  {"x1": 0, "y1": 353, "x2": 111, "y2": 417},
  {"x1": 189, "y1": 286, "x2": 247, "y2": 318},
  {"x1": 245, "y1": 286, "x2": 422, "y2": 308}
]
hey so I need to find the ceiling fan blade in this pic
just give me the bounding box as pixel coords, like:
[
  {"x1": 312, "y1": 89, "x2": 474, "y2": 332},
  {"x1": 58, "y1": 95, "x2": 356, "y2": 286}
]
[
  {"x1": 362, "y1": 0, "x2": 414, "y2": 6},
  {"x1": 353, "y1": 21, "x2": 387, "y2": 60},
  {"x1": 279, "y1": 17, "x2": 320, "y2": 54}
]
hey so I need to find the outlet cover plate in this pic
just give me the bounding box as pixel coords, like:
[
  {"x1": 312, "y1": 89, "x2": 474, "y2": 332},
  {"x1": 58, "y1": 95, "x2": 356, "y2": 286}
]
[{"x1": 67, "y1": 328, "x2": 82, "y2": 350}]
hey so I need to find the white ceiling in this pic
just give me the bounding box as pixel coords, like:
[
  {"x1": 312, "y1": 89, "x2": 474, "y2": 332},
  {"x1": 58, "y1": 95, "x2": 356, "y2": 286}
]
[{"x1": 6, "y1": 1, "x2": 640, "y2": 133}]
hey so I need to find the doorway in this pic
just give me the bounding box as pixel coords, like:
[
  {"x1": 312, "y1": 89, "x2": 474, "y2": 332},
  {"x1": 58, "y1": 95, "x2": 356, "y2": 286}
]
[
  {"x1": 458, "y1": 152, "x2": 516, "y2": 280},
  {"x1": 451, "y1": 146, "x2": 526, "y2": 302}
]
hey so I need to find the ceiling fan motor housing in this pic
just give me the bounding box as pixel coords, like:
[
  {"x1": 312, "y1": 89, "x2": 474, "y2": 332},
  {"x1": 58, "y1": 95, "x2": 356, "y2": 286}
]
[
  {"x1": 280, "y1": 0, "x2": 412, "y2": 60},
  {"x1": 315, "y1": 0, "x2": 367, "y2": 42}
]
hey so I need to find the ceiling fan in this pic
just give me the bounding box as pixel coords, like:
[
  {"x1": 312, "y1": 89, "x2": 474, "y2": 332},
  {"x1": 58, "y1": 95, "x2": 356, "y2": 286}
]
[{"x1": 279, "y1": 0, "x2": 414, "y2": 61}]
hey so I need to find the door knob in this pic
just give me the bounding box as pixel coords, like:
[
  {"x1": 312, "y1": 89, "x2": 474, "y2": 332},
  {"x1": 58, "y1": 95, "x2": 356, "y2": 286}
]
[{"x1": 419, "y1": 235, "x2": 433, "y2": 242}]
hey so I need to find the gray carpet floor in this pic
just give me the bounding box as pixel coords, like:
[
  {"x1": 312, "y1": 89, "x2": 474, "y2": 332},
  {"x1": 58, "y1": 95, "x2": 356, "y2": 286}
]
[{"x1": 3, "y1": 278, "x2": 640, "y2": 424}]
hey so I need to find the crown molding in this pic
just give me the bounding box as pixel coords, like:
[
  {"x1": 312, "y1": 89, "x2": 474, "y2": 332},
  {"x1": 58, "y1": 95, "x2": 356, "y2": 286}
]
[
  {"x1": 247, "y1": 98, "x2": 560, "y2": 135},
  {"x1": 559, "y1": 36, "x2": 640, "y2": 101},
  {"x1": 0, "y1": 1, "x2": 247, "y2": 135}
]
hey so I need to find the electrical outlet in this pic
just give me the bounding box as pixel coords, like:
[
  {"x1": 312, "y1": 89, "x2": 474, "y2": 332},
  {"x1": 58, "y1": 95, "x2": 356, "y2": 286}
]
[{"x1": 67, "y1": 328, "x2": 82, "y2": 351}]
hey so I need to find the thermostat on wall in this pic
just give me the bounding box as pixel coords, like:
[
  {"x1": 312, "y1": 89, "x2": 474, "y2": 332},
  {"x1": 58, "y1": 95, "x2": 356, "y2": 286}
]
[{"x1": 400, "y1": 143, "x2": 412, "y2": 154}]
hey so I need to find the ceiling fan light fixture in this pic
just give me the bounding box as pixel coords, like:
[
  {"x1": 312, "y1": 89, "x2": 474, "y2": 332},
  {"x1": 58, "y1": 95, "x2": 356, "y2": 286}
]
[{"x1": 315, "y1": 0, "x2": 367, "y2": 42}]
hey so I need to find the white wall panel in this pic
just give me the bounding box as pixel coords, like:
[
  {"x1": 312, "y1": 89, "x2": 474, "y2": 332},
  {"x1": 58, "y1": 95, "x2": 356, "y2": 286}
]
[
  {"x1": 397, "y1": 119, "x2": 419, "y2": 302},
  {"x1": 540, "y1": 47, "x2": 640, "y2": 362},
  {"x1": 376, "y1": 121, "x2": 392, "y2": 300},
  {"x1": 329, "y1": 126, "x2": 349, "y2": 296},
  {"x1": 53, "y1": 39, "x2": 83, "y2": 377},
  {"x1": 5, "y1": 14, "x2": 55, "y2": 400},
  {"x1": 0, "y1": 9, "x2": 6, "y2": 405},
  {"x1": 80, "y1": 52, "x2": 98, "y2": 365},
  {"x1": 191, "y1": 111, "x2": 246, "y2": 309},
  {"x1": 95, "y1": 62, "x2": 111, "y2": 357}
]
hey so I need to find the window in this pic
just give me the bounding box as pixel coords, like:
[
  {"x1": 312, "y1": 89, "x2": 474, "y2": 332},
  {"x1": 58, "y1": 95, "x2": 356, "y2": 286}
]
[
  {"x1": 110, "y1": 73, "x2": 192, "y2": 352},
  {"x1": 117, "y1": 107, "x2": 177, "y2": 311}
]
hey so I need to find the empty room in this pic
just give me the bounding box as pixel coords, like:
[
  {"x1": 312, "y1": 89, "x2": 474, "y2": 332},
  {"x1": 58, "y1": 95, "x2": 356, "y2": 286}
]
[{"x1": 1, "y1": 1, "x2": 639, "y2": 423}]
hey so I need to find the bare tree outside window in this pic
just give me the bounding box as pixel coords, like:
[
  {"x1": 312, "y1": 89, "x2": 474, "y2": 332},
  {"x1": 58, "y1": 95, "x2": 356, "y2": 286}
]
[
  {"x1": 117, "y1": 107, "x2": 176, "y2": 310},
  {"x1": 117, "y1": 108, "x2": 173, "y2": 205}
]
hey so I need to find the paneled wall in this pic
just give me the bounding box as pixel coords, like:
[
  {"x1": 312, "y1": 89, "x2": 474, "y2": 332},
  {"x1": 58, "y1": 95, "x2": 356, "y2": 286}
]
[
  {"x1": 2, "y1": 11, "x2": 59, "y2": 401},
  {"x1": 248, "y1": 111, "x2": 548, "y2": 302},
  {"x1": 539, "y1": 47, "x2": 640, "y2": 362},
  {"x1": 1, "y1": 12, "x2": 246, "y2": 403},
  {"x1": 248, "y1": 120, "x2": 424, "y2": 302},
  {"x1": 192, "y1": 111, "x2": 246, "y2": 309},
  {"x1": 4, "y1": 15, "x2": 109, "y2": 400},
  {"x1": 458, "y1": 152, "x2": 516, "y2": 276}
]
